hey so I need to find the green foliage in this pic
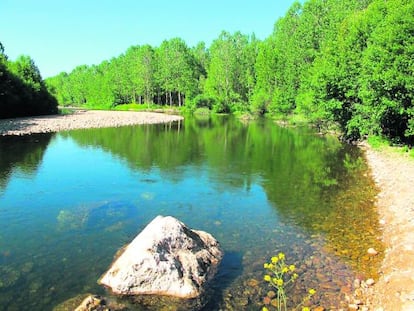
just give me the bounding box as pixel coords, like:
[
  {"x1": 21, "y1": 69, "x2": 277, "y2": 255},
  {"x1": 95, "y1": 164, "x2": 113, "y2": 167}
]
[
  {"x1": 46, "y1": 0, "x2": 414, "y2": 146},
  {"x1": 293, "y1": 0, "x2": 414, "y2": 144},
  {"x1": 204, "y1": 31, "x2": 258, "y2": 113},
  {"x1": 0, "y1": 44, "x2": 58, "y2": 118}
]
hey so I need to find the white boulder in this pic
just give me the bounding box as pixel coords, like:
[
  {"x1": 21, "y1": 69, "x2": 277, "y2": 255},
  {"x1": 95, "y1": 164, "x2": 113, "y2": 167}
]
[{"x1": 99, "y1": 215, "x2": 223, "y2": 298}]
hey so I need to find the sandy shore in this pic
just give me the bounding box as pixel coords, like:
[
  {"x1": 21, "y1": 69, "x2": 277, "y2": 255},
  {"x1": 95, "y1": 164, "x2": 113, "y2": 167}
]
[
  {"x1": 362, "y1": 144, "x2": 414, "y2": 310},
  {"x1": 0, "y1": 110, "x2": 184, "y2": 136}
]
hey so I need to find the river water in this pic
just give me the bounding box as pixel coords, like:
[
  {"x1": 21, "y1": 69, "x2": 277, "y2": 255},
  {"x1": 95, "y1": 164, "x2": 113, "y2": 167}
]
[{"x1": 0, "y1": 116, "x2": 383, "y2": 310}]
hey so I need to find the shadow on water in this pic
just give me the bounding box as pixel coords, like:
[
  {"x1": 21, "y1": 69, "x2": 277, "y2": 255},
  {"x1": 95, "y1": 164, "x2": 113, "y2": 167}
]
[
  {"x1": 0, "y1": 133, "x2": 54, "y2": 191},
  {"x1": 201, "y1": 251, "x2": 244, "y2": 311}
]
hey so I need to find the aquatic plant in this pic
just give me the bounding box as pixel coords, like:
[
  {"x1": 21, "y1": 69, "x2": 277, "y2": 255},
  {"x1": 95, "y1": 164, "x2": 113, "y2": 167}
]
[{"x1": 262, "y1": 253, "x2": 316, "y2": 311}]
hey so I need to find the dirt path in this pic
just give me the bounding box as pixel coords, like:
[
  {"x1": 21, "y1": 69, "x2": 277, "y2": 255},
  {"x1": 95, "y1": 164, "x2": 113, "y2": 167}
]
[
  {"x1": 0, "y1": 110, "x2": 183, "y2": 136},
  {"x1": 362, "y1": 144, "x2": 414, "y2": 310}
]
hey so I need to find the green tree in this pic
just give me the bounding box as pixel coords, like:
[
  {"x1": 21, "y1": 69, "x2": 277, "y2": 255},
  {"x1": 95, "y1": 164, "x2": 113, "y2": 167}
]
[
  {"x1": 204, "y1": 31, "x2": 256, "y2": 113},
  {"x1": 156, "y1": 38, "x2": 197, "y2": 107},
  {"x1": 125, "y1": 45, "x2": 156, "y2": 105},
  {"x1": 1, "y1": 49, "x2": 57, "y2": 118},
  {"x1": 357, "y1": 0, "x2": 414, "y2": 142},
  {"x1": 191, "y1": 42, "x2": 210, "y2": 94}
]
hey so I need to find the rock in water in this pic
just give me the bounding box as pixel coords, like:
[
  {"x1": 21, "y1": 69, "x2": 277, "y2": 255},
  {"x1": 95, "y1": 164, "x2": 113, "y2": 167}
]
[{"x1": 99, "y1": 215, "x2": 223, "y2": 298}]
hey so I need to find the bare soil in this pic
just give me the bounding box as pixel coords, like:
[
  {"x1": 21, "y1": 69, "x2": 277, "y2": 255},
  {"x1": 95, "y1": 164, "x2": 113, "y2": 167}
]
[
  {"x1": 0, "y1": 110, "x2": 183, "y2": 136},
  {"x1": 362, "y1": 143, "x2": 414, "y2": 311}
]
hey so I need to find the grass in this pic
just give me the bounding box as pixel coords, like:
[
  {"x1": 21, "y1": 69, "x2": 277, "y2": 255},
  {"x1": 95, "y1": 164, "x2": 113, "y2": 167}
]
[
  {"x1": 112, "y1": 103, "x2": 183, "y2": 114},
  {"x1": 58, "y1": 107, "x2": 76, "y2": 115},
  {"x1": 367, "y1": 135, "x2": 414, "y2": 158}
]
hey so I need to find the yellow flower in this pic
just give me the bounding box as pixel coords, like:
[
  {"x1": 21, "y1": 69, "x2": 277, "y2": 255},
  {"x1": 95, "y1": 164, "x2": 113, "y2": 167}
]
[
  {"x1": 282, "y1": 266, "x2": 289, "y2": 273},
  {"x1": 268, "y1": 263, "x2": 274, "y2": 270},
  {"x1": 271, "y1": 256, "x2": 279, "y2": 264},
  {"x1": 264, "y1": 275, "x2": 271, "y2": 282},
  {"x1": 302, "y1": 307, "x2": 310, "y2": 311},
  {"x1": 276, "y1": 278, "x2": 284, "y2": 286},
  {"x1": 264, "y1": 263, "x2": 269, "y2": 269},
  {"x1": 263, "y1": 307, "x2": 270, "y2": 311},
  {"x1": 309, "y1": 288, "x2": 316, "y2": 295},
  {"x1": 278, "y1": 252, "x2": 285, "y2": 260},
  {"x1": 289, "y1": 264, "x2": 296, "y2": 272},
  {"x1": 292, "y1": 273, "x2": 299, "y2": 280}
]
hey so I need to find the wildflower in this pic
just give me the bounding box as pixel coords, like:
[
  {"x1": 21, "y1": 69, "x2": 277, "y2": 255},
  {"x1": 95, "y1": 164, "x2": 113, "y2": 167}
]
[
  {"x1": 282, "y1": 266, "x2": 289, "y2": 273},
  {"x1": 264, "y1": 275, "x2": 271, "y2": 282},
  {"x1": 302, "y1": 307, "x2": 310, "y2": 311},
  {"x1": 309, "y1": 288, "x2": 316, "y2": 295},
  {"x1": 289, "y1": 264, "x2": 296, "y2": 272},
  {"x1": 276, "y1": 278, "x2": 284, "y2": 286},
  {"x1": 264, "y1": 263, "x2": 269, "y2": 269},
  {"x1": 292, "y1": 273, "x2": 299, "y2": 280},
  {"x1": 271, "y1": 256, "x2": 279, "y2": 264},
  {"x1": 278, "y1": 252, "x2": 285, "y2": 260},
  {"x1": 262, "y1": 307, "x2": 270, "y2": 311}
]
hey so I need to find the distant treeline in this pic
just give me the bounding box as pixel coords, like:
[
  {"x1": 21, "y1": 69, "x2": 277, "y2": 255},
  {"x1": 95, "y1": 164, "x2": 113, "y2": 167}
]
[
  {"x1": 47, "y1": 0, "x2": 413, "y2": 143},
  {"x1": 0, "y1": 43, "x2": 58, "y2": 118}
]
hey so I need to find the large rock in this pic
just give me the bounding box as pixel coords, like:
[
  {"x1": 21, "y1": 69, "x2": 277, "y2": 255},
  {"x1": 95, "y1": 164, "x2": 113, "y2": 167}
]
[{"x1": 99, "y1": 215, "x2": 223, "y2": 299}]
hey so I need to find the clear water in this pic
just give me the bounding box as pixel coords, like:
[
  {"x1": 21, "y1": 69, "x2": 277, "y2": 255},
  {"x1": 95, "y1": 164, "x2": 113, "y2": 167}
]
[{"x1": 0, "y1": 116, "x2": 383, "y2": 310}]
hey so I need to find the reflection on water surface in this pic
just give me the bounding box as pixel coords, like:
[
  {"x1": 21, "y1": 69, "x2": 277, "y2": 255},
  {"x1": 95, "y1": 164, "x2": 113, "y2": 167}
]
[{"x1": 0, "y1": 116, "x2": 383, "y2": 310}]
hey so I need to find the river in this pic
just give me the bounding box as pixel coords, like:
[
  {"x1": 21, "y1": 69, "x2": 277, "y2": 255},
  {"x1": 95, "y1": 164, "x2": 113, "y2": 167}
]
[{"x1": 0, "y1": 116, "x2": 383, "y2": 310}]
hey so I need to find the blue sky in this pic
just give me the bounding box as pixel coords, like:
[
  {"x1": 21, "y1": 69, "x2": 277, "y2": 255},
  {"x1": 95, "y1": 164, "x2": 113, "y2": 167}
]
[{"x1": 0, "y1": 0, "x2": 297, "y2": 78}]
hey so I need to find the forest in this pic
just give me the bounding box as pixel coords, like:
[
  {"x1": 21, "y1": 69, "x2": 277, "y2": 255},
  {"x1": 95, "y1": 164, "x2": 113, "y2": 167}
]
[
  {"x1": 2, "y1": 0, "x2": 413, "y2": 144},
  {"x1": 0, "y1": 43, "x2": 58, "y2": 118}
]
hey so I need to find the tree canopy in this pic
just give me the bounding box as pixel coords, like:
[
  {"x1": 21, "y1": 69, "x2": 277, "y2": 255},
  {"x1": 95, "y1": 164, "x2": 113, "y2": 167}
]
[
  {"x1": 0, "y1": 44, "x2": 58, "y2": 118},
  {"x1": 46, "y1": 0, "x2": 414, "y2": 144}
]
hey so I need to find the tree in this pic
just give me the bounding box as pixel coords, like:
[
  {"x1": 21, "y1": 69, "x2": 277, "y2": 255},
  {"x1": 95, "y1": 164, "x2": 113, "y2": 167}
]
[
  {"x1": 0, "y1": 47, "x2": 57, "y2": 118},
  {"x1": 204, "y1": 31, "x2": 256, "y2": 113},
  {"x1": 156, "y1": 38, "x2": 197, "y2": 107},
  {"x1": 357, "y1": 0, "x2": 414, "y2": 142},
  {"x1": 125, "y1": 45, "x2": 156, "y2": 105}
]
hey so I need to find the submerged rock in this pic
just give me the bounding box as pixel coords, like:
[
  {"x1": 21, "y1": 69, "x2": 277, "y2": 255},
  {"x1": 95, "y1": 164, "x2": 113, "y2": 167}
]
[
  {"x1": 74, "y1": 295, "x2": 106, "y2": 311},
  {"x1": 99, "y1": 215, "x2": 223, "y2": 299},
  {"x1": 53, "y1": 294, "x2": 127, "y2": 311}
]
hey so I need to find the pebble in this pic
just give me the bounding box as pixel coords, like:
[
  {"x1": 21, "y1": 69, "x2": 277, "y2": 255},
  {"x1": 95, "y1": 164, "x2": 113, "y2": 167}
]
[
  {"x1": 348, "y1": 303, "x2": 359, "y2": 310},
  {"x1": 263, "y1": 296, "x2": 271, "y2": 305},
  {"x1": 354, "y1": 299, "x2": 363, "y2": 305},
  {"x1": 365, "y1": 278, "x2": 375, "y2": 286},
  {"x1": 367, "y1": 248, "x2": 378, "y2": 256},
  {"x1": 0, "y1": 111, "x2": 184, "y2": 136}
]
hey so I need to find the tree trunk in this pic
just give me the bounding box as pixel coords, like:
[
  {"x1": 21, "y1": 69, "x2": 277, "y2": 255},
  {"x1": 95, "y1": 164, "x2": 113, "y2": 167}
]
[{"x1": 178, "y1": 91, "x2": 182, "y2": 107}]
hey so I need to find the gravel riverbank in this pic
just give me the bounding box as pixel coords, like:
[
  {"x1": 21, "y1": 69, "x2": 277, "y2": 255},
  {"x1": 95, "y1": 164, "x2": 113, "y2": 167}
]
[
  {"x1": 0, "y1": 110, "x2": 183, "y2": 136},
  {"x1": 362, "y1": 144, "x2": 414, "y2": 310}
]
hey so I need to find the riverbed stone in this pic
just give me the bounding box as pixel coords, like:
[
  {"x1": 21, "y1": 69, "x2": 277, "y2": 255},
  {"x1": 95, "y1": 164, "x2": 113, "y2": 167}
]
[
  {"x1": 367, "y1": 248, "x2": 378, "y2": 256},
  {"x1": 99, "y1": 215, "x2": 223, "y2": 298}
]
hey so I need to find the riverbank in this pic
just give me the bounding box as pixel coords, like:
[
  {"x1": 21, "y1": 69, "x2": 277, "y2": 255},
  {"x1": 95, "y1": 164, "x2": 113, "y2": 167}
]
[
  {"x1": 362, "y1": 144, "x2": 414, "y2": 310},
  {"x1": 0, "y1": 110, "x2": 184, "y2": 136}
]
